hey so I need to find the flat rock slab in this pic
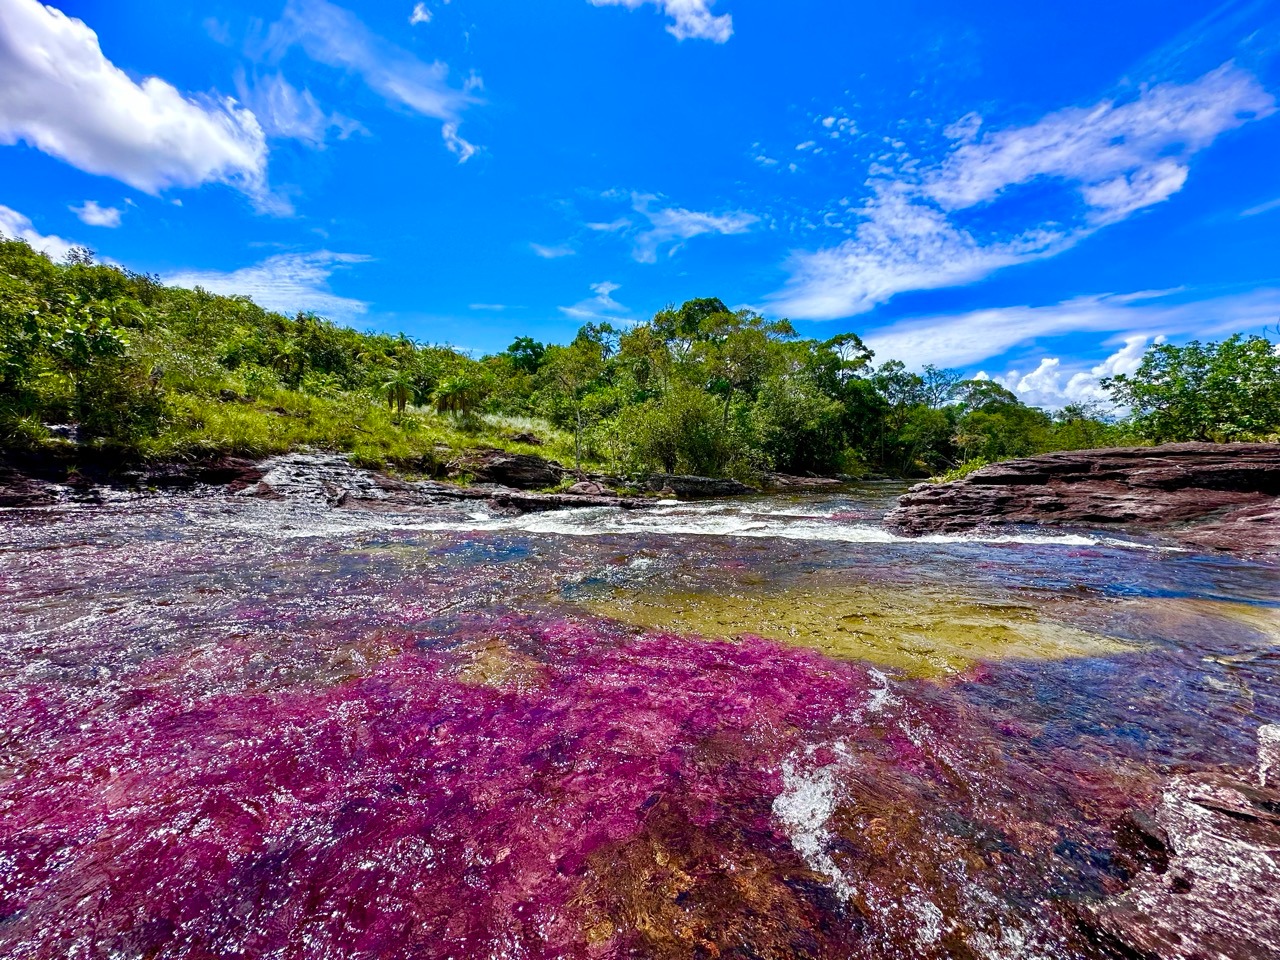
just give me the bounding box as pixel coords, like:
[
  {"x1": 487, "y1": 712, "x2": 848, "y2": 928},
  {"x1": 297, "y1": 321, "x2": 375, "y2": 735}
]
[{"x1": 887, "y1": 443, "x2": 1280, "y2": 555}]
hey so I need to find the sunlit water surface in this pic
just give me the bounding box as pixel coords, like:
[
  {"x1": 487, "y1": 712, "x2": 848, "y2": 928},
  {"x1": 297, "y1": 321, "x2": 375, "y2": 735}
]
[{"x1": 1, "y1": 484, "x2": 1276, "y2": 959}]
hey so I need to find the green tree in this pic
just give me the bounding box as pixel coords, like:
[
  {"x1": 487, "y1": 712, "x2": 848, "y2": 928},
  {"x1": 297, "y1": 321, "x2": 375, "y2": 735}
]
[{"x1": 1104, "y1": 336, "x2": 1280, "y2": 442}]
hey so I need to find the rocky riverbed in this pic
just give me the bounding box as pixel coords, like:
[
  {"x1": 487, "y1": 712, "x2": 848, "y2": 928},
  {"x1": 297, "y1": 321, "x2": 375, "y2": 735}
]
[{"x1": 2, "y1": 448, "x2": 1277, "y2": 958}]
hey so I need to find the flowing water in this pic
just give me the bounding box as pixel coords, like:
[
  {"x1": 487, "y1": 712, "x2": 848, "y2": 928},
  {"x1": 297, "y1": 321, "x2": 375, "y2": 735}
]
[{"x1": 1, "y1": 477, "x2": 1277, "y2": 959}]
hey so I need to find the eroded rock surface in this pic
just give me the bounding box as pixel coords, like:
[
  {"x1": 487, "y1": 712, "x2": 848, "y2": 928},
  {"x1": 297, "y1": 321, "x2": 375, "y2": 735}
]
[
  {"x1": 888, "y1": 443, "x2": 1280, "y2": 554},
  {"x1": 1090, "y1": 726, "x2": 1280, "y2": 960}
]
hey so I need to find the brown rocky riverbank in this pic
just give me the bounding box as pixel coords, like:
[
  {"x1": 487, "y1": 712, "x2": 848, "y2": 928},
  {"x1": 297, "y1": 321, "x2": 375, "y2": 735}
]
[{"x1": 887, "y1": 443, "x2": 1280, "y2": 555}]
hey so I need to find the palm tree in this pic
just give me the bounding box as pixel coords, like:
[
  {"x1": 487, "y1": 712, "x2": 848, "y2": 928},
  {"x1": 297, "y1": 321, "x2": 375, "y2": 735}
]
[
  {"x1": 378, "y1": 367, "x2": 416, "y2": 418},
  {"x1": 433, "y1": 374, "x2": 486, "y2": 419}
]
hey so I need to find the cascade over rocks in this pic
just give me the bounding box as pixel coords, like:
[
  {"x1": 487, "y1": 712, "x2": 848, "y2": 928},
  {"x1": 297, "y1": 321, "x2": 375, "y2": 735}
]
[{"x1": 887, "y1": 443, "x2": 1280, "y2": 554}]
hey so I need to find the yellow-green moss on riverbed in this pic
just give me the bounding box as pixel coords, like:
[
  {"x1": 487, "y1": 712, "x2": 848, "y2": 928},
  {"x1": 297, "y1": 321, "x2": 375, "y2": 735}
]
[{"x1": 585, "y1": 576, "x2": 1140, "y2": 678}]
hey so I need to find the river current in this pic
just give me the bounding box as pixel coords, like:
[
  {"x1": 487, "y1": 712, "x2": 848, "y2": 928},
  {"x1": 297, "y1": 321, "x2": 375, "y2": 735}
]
[{"x1": 1, "y1": 480, "x2": 1277, "y2": 958}]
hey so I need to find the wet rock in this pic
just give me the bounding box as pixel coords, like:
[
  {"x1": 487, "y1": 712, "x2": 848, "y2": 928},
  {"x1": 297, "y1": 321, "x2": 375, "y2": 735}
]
[
  {"x1": 1261, "y1": 724, "x2": 1280, "y2": 789},
  {"x1": 644, "y1": 474, "x2": 754, "y2": 499},
  {"x1": 1089, "y1": 729, "x2": 1280, "y2": 960},
  {"x1": 762, "y1": 473, "x2": 848, "y2": 492},
  {"x1": 448, "y1": 449, "x2": 566, "y2": 489},
  {"x1": 567, "y1": 480, "x2": 611, "y2": 497},
  {"x1": 888, "y1": 443, "x2": 1280, "y2": 555}
]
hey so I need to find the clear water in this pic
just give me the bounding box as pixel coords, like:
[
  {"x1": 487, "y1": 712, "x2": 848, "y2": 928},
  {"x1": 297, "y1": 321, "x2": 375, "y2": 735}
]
[{"x1": 1, "y1": 483, "x2": 1276, "y2": 958}]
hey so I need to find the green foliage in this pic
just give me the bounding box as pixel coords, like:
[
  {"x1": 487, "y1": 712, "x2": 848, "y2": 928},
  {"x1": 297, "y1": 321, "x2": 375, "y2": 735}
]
[
  {"x1": 5, "y1": 236, "x2": 1264, "y2": 484},
  {"x1": 931, "y1": 458, "x2": 992, "y2": 484},
  {"x1": 1103, "y1": 336, "x2": 1280, "y2": 442}
]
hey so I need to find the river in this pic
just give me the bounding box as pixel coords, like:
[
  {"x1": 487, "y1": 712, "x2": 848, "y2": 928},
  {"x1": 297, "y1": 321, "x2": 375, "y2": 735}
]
[{"x1": 1, "y1": 477, "x2": 1277, "y2": 958}]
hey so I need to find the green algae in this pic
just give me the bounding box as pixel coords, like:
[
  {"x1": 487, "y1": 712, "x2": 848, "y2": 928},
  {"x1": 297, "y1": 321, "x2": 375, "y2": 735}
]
[{"x1": 585, "y1": 575, "x2": 1138, "y2": 678}]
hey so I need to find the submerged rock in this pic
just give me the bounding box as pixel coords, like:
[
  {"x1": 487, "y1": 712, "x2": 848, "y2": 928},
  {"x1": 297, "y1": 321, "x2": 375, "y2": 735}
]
[
  {"x1": 888, "y1": 443, "x2": 1280, "y2": 555},
  {"x1": 1090, "y1": 726, "x2": 1280, "y2": 960}
]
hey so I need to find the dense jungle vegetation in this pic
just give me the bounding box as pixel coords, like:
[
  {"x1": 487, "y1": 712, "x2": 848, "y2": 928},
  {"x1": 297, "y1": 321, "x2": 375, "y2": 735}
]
[{"x1": 2, "y1": 238, "x2": 1278, "y2": 481}]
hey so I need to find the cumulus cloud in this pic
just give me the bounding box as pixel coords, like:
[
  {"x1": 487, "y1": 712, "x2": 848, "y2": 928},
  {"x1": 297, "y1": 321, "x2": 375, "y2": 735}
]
[
  {"x1": 993, "y1": 335, "x2": 1161, "y2": 408},
  {"x1": 773, "y1": 63, "x2": 1275, "y2": 320},
  {"x1": 166, "y1": 251, "x2": 372, "y2": 321},
  {"x1": 0, "y1": 204, "x2": 77, "y2": 260},
  {"x1": 589, "y1": 0, "x2": 733, "y2": 43},
  {"x1": 70, "y1": 200, "x2": 123, "y2": 228},
  {"x1": 410, "y1": 3, "x2": 432, "y2": 25},
  {"x1": 268, "y1": 0, "x2": 479, "y2": 161},
  {"x1": 629, "y1": 193, "x2": 757, "y2": 263},
  {"x1": 862, "y1": 287, "x2": 1280, "y2": 371},
  {"x1": 0, "y1": 0, "x2": 268, "y2": 197}
]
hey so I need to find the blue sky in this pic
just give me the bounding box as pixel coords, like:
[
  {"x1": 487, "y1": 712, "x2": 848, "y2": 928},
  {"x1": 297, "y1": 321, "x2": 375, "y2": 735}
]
[{"x1": 2, "y1": 0, "x2": 1279, "y2": 406}]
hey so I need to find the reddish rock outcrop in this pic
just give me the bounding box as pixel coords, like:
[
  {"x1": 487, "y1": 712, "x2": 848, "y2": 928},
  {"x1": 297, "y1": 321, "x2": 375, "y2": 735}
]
[{"x1": 887, "y1": 443, "x2": 1280, "y2": 554}]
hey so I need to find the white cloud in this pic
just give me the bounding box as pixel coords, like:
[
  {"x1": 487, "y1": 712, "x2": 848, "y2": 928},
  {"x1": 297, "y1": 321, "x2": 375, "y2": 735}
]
[
  {"x1": 1242, "y1": 196, "x2": 1280, "y2": 218},
  {"x1": 929, "y1": 63, "x2": 1272, "y2": 225},
  {"x1": 775, "y1": 183, "x2": 1069, "y2": 320},
  {"x1": 773, "y1": 63, "x2": 1275, "y2": 320},
  {"x1": 588, "y1": 0, "x2": 733, "y2": 43},
  {"x1": 269, "y1": 0, "x2": 479, "y2": 161},
  {"x1": 995, "y1": 335, "x2": 1165, "y2": 408},
  {"x1": 862, "y1": 287, "x2": 1280, "y2": 371},
  {"x1": 0, "y1": 0, "x2": 268, "y2": 197},
  {"x1": 530, "y1": 243, "x2": 576, "y2": 259},
  {"x1": 629, "y1": 192, "x2": 758, "y2": 263},
  {"x1": 166, "y1": 251, "x2": 372, "y2": 320},
  {"x1": 586, "y1": 217, "x2": 633, "y2": 233},
  {"x1": 0, "y1": 204, "x2": 77, "y2": 260},
  {"x1": 70, "y1": 200, "x2": 122, "y2": 228},
  {"x1": 559, "y1": 280, "x2": 632, "y2": 321},
  {"x1": 237, "y1": 73, "x2": 364, "y2": 147},
  {"x1": 410, "y1": 3, "x2": 432, "y2": 25}
]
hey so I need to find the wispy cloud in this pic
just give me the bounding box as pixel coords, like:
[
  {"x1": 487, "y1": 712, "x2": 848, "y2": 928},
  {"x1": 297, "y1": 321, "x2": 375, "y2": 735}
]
[
  {"x1": 236, "y1": 72, "x2": 365, "y2": 147},
  {"x1": 410, "y1": 3, "x2": 432, "y2": 26},
  {"x1": 588, "y1": 0, "x2": 733, "y2": 43},
  {"x1": 530, "y1": 242, "x2": 576, "y2": 259},
  {"x1": 629, "y1": 193, "x2": 757, "y2": 263},
  {"x1": 863, "y1": 286, "x2": 1280, "y2": 370},
  {"x1": 0, "y1": 0, "x2": 268, "y2": 198},
  {"x1": 70, "y1": 200, "x2": 123, "y2": 229},
  {"x1": 268, "y1": 0, "x2": 479, "y2": 161},
  {"x1": 559, "y1": 280, "x2": 633, "y2": 322},
  {"x1": 166, "y1": 251, "x2": 372, "y2": 320},
  {"x1": 0, "y1": 205, "x2": 77, "y2": 260},
  {"x1": 1242, "y1": 196, "x2": 1280, "y2": 217},
  {"x1": 772, "y1": 63, "x2": 1276, "y2": 320}
]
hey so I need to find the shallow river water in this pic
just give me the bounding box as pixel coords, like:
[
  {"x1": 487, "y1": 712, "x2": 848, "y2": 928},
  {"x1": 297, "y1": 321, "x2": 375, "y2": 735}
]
[{"x1": 1, "y1": 481, "x2": 1277, "y2": 959}]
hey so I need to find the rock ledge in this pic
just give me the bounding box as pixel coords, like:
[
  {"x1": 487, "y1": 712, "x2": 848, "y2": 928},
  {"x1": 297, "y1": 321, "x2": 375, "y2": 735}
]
[{"x1": 887, "y1": 443, "x2": 1280, "y2": 555}]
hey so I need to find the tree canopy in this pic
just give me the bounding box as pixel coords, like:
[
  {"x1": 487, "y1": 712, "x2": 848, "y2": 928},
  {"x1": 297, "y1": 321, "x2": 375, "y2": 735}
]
[{"x1": 3, "y1": 236, "x2": 1277, "y2": 481}]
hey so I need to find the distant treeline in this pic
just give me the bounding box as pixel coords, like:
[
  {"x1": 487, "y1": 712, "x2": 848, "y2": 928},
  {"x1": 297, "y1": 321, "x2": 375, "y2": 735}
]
[{"x1": 2, "y1": 238, "x2": 1277, "y2": 479}]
